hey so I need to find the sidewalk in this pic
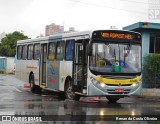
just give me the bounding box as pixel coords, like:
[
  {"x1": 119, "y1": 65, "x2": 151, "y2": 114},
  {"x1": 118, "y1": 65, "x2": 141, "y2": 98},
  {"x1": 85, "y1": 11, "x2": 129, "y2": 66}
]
[{"x1": 141, "y1": 88, "x2": 160, "y2": 97}]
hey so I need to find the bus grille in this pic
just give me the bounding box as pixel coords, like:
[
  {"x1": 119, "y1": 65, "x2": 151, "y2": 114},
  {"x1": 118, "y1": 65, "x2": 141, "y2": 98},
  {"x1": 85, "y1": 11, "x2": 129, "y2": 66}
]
[
  {"x1": 106, "y1": 84, "x2": 132, "y2": 86},
  {"x1": 107, "y1": 89, "x2": 130, "y2": 94}
]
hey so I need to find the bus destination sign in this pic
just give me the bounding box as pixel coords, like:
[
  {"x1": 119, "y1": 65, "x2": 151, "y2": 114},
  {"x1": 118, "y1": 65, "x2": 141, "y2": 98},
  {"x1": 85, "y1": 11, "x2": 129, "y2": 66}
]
[{"x1": 101, "y1": 32, "x2": 133, "y2": 40}]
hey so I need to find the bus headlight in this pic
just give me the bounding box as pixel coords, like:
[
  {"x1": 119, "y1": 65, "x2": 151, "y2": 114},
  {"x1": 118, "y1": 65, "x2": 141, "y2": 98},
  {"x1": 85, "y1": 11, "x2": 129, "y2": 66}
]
[
  {"x1": 132, "y1": 82, "x2": 140, "y2": 87},
  {"x1": 100, "y1": 83, "x2": 106, "y2": 88},
  {"x1": 90, "y1": 76, "x2": 107, "y2": 88}
]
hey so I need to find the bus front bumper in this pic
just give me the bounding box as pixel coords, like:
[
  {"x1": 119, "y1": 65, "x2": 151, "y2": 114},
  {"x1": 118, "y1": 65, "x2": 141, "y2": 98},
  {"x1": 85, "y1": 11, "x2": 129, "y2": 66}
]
[{"x1": 88, "y1": 82, "x2": 142, "y2": 96}]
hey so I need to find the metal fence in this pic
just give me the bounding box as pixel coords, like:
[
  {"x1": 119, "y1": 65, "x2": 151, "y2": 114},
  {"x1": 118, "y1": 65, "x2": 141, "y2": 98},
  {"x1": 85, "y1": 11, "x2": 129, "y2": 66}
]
[{"x1": 0, "y1": 57, "x2": 6, "y2": 73}]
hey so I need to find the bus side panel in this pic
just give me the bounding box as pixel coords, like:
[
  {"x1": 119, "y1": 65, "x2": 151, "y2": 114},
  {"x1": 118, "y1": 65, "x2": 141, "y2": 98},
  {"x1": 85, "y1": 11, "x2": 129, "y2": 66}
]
[
  {"x1": 25, "y1": 60, "x2": 40, "y2": 85},
  {"x1": 59, "y1": 61, "x2": 73, "y2": 91},
  {"x1": 15, "y1": 59, "x2": 22, "y2": 80},
  {"x1": 20, "y1": 60, "x2": 28, "y2": 83},
  {"x1": 46, "y1": 60, "x2": 59, "y2": 89},
  {"x1": 16, "y1": 60, "x2": 28, "y2": 83}
]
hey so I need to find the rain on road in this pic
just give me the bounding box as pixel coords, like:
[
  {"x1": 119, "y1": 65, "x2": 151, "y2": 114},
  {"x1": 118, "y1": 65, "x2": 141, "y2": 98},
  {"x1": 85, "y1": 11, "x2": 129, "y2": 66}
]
[{"x1": 0, "y1": 74, "x2": 160, "y2": 124}]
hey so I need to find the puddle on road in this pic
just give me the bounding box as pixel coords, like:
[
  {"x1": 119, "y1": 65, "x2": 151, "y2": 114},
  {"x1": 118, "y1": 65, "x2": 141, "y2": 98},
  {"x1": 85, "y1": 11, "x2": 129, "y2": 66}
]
[
  {"x1": 23, "y1": 99, "x2": 42, "y2": 102},
  {"x1": 23, "y1": 96, "x2": 59, "y2": 102},
  {"x1": 24, "y1": 103, "x2": 46, "y2": 109},
  {"x1": 1, "y1": 94, "x2": 158, "y2": 122},
  {"x1": 117, "y1": 101, "x2": 134, "y2": 104},
  {"x1": 0, "y1": 104, "x2": 15, "y2": 109}
]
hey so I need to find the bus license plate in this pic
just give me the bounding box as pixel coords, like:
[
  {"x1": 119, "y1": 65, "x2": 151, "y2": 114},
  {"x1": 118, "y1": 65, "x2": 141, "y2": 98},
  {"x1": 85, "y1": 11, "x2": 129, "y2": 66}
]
[{"x1": 115, "y1": 89, "x2": 124, "y2": 93}]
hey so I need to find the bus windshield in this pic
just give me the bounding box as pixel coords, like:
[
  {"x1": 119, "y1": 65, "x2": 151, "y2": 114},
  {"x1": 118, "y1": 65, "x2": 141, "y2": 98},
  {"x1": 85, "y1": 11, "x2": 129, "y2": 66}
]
[{"x1": 90, "y1": 42, "x2": 141, "y2": 75}]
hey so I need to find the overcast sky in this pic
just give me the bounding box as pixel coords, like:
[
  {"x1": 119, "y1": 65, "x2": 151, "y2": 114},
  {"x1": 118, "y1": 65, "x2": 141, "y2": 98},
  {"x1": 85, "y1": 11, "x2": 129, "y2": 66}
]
[{"x1": 0, "y1": 0, "x2": 159, "y2": 38}]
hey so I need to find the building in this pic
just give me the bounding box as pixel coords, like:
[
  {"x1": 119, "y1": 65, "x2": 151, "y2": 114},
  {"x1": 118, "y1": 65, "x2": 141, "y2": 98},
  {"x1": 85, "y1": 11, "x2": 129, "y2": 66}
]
[
  {"x1": 0, "y1": 57, "x2": 15, "y2": 74},
  {"x1": 69, "y1": 27, "x2": 75, "y2": 32},
  {"x1": 45, "y1": 23, "x2": 64, "y2": 36},
  {"x1": 36, "y1": 34, "x2": 44, "y2": 38},
  {"x1": 123, "y1": 22, "x2": 160, "y2": 61},
  {"x1": 64, "y1": 27, "x2": 76, "y2": 33},
  {"x1": 123, "y1": 22, "x2": 160, "y2": 95},
  {"x1": 110, "y1": 25, "x2": 118, "y2": 29}
]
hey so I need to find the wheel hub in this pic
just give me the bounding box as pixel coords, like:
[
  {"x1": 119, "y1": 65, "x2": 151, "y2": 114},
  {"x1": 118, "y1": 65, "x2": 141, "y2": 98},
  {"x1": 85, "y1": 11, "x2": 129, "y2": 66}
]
[{"x1": 67, "y1": 86, "x2": 75, "y2": 99}]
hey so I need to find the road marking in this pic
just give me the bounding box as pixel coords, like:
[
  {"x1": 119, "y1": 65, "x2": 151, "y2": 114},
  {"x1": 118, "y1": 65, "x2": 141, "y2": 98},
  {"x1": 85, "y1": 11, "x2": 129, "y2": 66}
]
[{"x1": 13, "y1": 86, "x2": 22, "y2": 92}]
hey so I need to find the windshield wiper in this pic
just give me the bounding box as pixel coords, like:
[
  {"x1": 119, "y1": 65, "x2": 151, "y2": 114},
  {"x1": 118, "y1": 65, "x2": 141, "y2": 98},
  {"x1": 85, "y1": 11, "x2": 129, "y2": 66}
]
[
  {"x1": 108, "y1": 44, "x2": 116, "y2": 61},
  {"x1": 124, "y1": 44, "x2": 131, "y2": 57},
  {"x1": 114, "y1": 48, "x2": 116, "y2": 61},
  {"x1": 123, "y1": 47, "x2": 126, "y2": 67},
  {"x1": 123, "y1": 44, "x2": 131, "y2": 67}
]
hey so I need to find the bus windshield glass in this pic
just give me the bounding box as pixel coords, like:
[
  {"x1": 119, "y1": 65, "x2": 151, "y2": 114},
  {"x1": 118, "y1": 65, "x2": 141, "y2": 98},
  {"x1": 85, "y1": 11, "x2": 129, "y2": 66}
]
[{"x1": 90, "y1": 42, "x2": 141, "y2": 74}]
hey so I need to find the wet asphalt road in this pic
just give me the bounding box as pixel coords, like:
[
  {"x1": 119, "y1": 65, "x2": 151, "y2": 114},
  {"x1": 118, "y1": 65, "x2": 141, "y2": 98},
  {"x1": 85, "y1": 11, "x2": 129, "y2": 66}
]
[{"x1": 0, "y1": 74, "x2": 160, "y2": 124}]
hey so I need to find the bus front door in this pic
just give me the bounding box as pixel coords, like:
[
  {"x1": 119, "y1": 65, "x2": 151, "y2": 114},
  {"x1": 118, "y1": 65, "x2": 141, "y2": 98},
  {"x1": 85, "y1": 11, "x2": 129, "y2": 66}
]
[
  {"x1": 40, "y1": 44, "x2": 47, "y2": 87},
  {"x1": 72, "y1": 39, "x2": 89, "y2": 94}
]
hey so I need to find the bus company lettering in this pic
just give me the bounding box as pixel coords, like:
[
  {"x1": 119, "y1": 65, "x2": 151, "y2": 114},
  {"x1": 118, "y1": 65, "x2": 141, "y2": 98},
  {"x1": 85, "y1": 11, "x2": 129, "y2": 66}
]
[
  {"x1": 101, "y1": 32, "x2": 133, "y2": 39},
  {"x1": 129, "y1": 79, "x2": 138, "y2": 82},
  {"x1": 26, "y1": 66, "x2": 37, "y2": 69}
]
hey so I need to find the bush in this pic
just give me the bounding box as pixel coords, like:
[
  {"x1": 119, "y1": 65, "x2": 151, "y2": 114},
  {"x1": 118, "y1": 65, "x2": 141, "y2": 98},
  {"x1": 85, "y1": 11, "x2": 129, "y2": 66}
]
[{"x1": 143, "y1": 54, "x2": 160, "y2": 88}]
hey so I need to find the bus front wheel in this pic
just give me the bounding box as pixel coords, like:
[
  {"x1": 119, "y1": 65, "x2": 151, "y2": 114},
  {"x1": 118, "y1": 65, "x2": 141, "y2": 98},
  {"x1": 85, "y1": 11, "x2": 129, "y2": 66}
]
[
  {"x1": 106, "y1": 96, "x2": 120, "y2": 103},
  {"x1": 65, "y1": 81, "x2": 80, "y2": 101}
]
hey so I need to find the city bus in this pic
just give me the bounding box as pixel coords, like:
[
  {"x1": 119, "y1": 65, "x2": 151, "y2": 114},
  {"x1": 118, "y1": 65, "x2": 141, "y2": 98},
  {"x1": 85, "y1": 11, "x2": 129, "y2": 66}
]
[{"x1": 15, "y1": 30, "x2": 142, "y2": 102}]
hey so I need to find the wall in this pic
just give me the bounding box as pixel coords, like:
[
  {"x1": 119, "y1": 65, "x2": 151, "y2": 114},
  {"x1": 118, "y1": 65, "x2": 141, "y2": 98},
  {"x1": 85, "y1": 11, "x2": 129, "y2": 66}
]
[
  {"x1": 6, "y1": 57, "x2": 15, "y2": 73},
  {"x1": 141, "y1": 31, "x2": 150, "y2": 61},
  {"x1": 0, "y1": 57, "x2": 15, "y2": 74}
]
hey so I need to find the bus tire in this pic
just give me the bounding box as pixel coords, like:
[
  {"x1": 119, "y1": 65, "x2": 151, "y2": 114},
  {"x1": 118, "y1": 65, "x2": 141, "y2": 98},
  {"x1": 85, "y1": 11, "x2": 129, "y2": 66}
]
[
  {"x1": 65, "y1": 81, "x2": 75, "y2": 100},
  {"x1": 106, "y1": 96, "x2": 120, "y2": 103},
  {"x1": 74, "y1": 94, "x2": 81, "y2": 101},
  {"x1": 29, "y1": 73, "x2": 41, "y2": 94},
  {"x1": 65, "y1": 81, "x2": 80, "y2": 101}
]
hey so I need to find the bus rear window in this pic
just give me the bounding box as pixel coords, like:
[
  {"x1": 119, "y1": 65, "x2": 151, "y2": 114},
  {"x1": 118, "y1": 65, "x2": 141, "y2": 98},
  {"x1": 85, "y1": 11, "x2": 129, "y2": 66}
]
[
  {"x1": 22, "y1": 45, "x2": 27, "y2": 60},
  {"x1": 17, "y1": 46, "x2": 22, "y2": 60}
]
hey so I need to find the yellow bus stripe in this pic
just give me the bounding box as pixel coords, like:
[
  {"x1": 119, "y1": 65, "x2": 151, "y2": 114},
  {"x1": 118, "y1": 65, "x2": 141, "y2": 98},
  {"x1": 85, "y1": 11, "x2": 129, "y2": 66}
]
[{"x1": 95, "y1": 76, "x2": 141, "y2": 85}]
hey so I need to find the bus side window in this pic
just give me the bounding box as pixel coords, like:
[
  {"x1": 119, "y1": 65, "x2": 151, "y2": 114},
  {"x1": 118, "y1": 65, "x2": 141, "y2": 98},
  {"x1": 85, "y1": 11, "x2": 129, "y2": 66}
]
[
  {"x1": 27, "y1": 44, "x2": 33, "y2": 60},
  {"x1": 65, "y1": 40, "x2": 74, "y2": 61},
  {"x1": 56, "y1": 41, "x2": 65, "y2": 60},
  {"x1": 22, "y1": 45, "x2": 27, "y2": 60},
  {"x1": 48, "y1": 42, "x2": 56, "y2": 60},
  {"x1": 33, "y1": 44, "x2": 40, "y2": 60},
  {"x1": 17, "y1": 46, "x2": 22, "y2": 60}
]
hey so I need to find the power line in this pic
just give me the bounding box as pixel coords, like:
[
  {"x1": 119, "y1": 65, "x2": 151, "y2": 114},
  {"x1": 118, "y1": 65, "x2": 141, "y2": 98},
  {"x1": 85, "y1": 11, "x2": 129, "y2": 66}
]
[
  {"x1": 119, "y1": 0, "x2": 152, "y2": 5},
  {"x1": 70, "y1": 0, "x2": 147, "y2": 14}
]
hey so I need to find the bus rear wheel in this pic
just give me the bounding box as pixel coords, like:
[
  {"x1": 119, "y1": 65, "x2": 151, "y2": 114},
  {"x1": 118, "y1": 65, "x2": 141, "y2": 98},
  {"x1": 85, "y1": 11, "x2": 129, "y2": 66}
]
[
  {"x1": 29, "y1": 73, "x2": 41, "y2": 94},
  {"x1": 106, "y1": 96, "x2": 120, "y2": 103}
]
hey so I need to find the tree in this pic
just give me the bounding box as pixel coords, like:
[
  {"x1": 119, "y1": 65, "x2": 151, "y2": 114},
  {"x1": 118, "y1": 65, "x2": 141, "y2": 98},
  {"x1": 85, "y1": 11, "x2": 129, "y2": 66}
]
[
  {"x1": 0, "y1": 31, "x2": 28, "y2": 57},
  {"x1": 143, "y1": 54, "x2": 160, "y2": 88}
]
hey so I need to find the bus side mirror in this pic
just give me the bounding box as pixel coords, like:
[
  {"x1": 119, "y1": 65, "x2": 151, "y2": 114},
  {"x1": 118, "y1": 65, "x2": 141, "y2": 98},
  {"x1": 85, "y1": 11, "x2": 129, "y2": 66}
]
[{"x1": 87, "y1": 44, "x2": 92, "y2": 56}]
